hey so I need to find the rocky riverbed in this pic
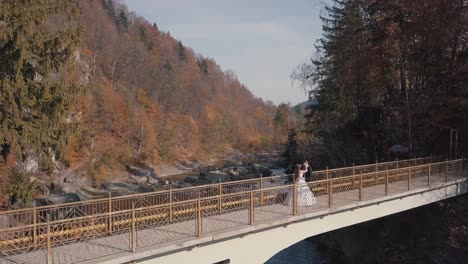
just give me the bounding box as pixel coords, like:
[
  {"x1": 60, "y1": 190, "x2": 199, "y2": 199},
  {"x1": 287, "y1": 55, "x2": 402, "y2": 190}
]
[{"x1": 28, "y1": 151, "x2": 284, "y2": 206}]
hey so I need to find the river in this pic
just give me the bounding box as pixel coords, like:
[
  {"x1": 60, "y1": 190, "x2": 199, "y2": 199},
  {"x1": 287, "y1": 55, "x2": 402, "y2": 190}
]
[{"x1": 265, "y1": 239, "x2": 332, "y2": 264}]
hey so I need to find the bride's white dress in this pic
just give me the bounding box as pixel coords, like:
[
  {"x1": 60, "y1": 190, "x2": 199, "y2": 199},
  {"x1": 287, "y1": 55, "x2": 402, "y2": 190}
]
[{"x1": 284, "y1": 170, "x2": 317, "y2": 206}]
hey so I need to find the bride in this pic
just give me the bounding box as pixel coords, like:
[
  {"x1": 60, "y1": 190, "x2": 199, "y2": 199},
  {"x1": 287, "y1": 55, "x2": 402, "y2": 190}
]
[{"x1": 284, "y1": 163, "x2": 317, "y2": 206}]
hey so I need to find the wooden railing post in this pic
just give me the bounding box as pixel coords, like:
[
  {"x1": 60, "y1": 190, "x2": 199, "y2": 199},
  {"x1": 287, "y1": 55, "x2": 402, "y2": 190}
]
[
  {"x1": 326, "y1": 166, "x2": 329, "y2": 180},
  {"x1": 460, "y1": 156, "x2": 463, "y2": 178},
  {"x1": 450, "y1": 130, "x2": 453, "y2": 160},
  {"x1": 428, "y1": 163, "x2": 431, "y2": 187},
  {"x1": 352, "y1": 163, "x2": 356, "y2": 187},
  {"x1": 408, "y1": 168, "x2": 411, "y2": 191},
  {"x1": 197, "y1": 199, "x2": 202, "y2": 237},
  {"x1": 375, "y1": 160, "x2": 379, "y2": 185},
  {"x1": 260, "y1": 175, "x2": 264, "y2": 206},
  {"x1": 218, "y1": 179, "x2": 222, "y2": 212},
  {"x1": 169, "y1": 186, "x2": 173, "y2": 222},
  {"x1": 108, "y1": 192, "x2": 112, "y2": 234},
  {"x1": 292, "y1": 183, "x2": 297, "y2": 215},
  {"x1": 249, "y1": 191, "x2": 254, "y2": 225},
  {"x1": 328, "y1": 179, "x2": 333, "y2": 208},
  {"x1": 385, "y1": 170, "x2": 388, "y2": 196},
  {"x1": 359, "y1": 174, "x2": 363, "y2": 201},
  {"x1": 446, "y1": 158, "x2": 449, "y2": 181},
  {"x1": 33, "y1": 206, "x2": 37, "y2": 247},
  {"x1": 46, "y1": 214, "x2": 52, "y2": 264},
  {"x1": 131, "y1": 202, "x2": 136, "y2": 253}
]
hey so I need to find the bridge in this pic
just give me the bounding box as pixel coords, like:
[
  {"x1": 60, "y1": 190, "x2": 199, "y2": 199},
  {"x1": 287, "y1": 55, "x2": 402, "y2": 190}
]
[{"x1": 0, "y1": 157, "x2": 467, "y2": 264}]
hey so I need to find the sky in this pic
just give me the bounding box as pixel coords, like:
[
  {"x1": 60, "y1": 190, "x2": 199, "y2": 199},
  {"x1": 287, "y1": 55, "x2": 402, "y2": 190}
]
[{"x1": 122, "y1": 0, "x2": 329, "y2": 105}]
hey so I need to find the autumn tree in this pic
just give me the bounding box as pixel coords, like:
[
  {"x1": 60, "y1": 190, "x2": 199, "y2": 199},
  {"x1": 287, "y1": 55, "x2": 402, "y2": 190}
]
[
  {"x1": 1, "y1": 0, "x2": 279, "y2": 182},
  {"x1": 273, "y1": 103, "x2": 293, "y2": 147}
]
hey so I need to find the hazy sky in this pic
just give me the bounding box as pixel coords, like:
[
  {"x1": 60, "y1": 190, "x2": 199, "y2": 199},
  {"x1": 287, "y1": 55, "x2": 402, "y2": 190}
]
[{"x1": 122, "y1": 0, "x2": 328, "y2": 105}]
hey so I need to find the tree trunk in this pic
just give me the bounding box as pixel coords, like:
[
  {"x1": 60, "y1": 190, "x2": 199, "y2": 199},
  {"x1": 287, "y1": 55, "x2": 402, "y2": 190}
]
[{"x1": 404, "y1": 70, "x2": 413, "y2": 157}]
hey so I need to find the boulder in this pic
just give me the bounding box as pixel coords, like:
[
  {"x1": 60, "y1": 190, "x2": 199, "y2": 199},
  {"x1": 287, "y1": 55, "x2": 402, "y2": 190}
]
[
  {"x1": 180, "y1": 183, "x2": 193, "y2": 188},
  {"x1": 184, "y1": 176, "x2": 198, "y2": 184},
  {"x1": 102, "y1": 182, "x2": 128, "y2": 192},
  {"x1": 33, "y1": 198, "x2": 51, "y2": 207},
  {"x1": 38, "y1": 183, "x2": 50, "y2": 196},
  {"x1": 227, "y1": 167, "x2": 240, "y2": 176},
  {"x1": 46, "y1": 193, "x2": 81, "y2": 205},
  {"x1": 127, "y1": 164, "x2": 158, "y2": 179},
  {"x1": 58, "y1": 183, "x2": 81, "y2": 194},
  {"x1": 131, "y1": 175, "x2": 148, "y2": 184},
  {"x1": 25, "y1": 158, "x2": 39, "y2": 173},
  {"x1": 147, "y1": 177, "x2": 159, "y2": 185},
  {"x1": 101, "y1": 181, "x2": 113, "y2": 191},
  {"x1": 257, "y1": 167, "x2": 273, "y2": 177},
  {"x1": 205, "y1": 170, "x2": 230, "y2": 183}
]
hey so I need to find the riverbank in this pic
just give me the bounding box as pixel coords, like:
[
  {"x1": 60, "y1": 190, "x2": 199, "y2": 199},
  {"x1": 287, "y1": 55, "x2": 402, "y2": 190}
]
[{"x1": 26, "y1": 150, "x2": 283, "y2": 206}]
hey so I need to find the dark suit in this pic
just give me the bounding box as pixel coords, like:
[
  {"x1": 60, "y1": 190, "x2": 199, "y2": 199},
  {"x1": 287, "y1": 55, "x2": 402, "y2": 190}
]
[{"x1": 305, "y1": 166, "x2": 313, "y2": 182}]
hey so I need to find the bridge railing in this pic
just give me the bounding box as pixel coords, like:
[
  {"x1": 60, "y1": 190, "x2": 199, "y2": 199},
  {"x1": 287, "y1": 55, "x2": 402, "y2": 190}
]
[
  {"x1": 0, "y1": 159, "x2": 465, "y2": 263},
  {"x1": 0, "y1": 156, "x2": 445, "y2": 230}
]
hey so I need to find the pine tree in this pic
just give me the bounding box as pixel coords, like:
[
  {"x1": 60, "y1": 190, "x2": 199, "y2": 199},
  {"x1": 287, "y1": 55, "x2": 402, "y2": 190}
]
[
  {"x1": 281, "y1": 129, "x2": 299, "y2": 170},
  {"x1": 177, "y1": 41, "x2": 187, "y2": 61},
  {"x1": 1, "y1": 170, "x2": 37, "y2": 209},
  {"x1": 102, "y1": 0, "x2": 115, "y2": 18},
  {"x1": 292, "y1": 0, "x2": 375, "y2": 164},
  {"x1": 294, "y1": 0, "x2": 468, "y2": 161},
  {"x1": 117, "y1": 10, "x2": 128, "y2": 32},
  {"x1": 0, "y1": 0, "x2": 81, "y2": 170},
  {"x1": 197, "y1": 58, "x2": 208, "y2": 75}
]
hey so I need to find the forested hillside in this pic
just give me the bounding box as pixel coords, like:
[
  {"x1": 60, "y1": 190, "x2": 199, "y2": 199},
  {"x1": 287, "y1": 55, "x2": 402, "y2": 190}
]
[
  {"x1": 293, "y1": 0, "x2": 468, "y2": 167},
  {"x1": 0, "y1": 0, "x2": 281, "y2": 187}
]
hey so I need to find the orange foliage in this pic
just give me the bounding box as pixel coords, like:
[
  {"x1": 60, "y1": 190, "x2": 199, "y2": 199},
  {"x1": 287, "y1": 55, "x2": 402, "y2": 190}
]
[{"x1": 62, "y1": 0, "x2": 279, "y2": 181}]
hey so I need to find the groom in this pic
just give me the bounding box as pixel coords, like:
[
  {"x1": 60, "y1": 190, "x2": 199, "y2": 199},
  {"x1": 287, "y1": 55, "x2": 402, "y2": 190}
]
[{"x1": 304, "y1": 160, "x2": 313, "y2": 182}]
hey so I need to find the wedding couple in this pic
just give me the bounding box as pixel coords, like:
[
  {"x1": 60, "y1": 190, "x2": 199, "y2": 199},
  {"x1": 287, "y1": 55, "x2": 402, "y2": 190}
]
[{"x1": 284, "y1": 161, "x2": 317, "y2": 206}]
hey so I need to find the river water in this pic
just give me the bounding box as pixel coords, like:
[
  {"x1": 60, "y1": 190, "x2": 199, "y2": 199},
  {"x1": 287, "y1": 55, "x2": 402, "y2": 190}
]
[{"x1": 265, "y1": 239, "x2": 331, "y2": 264}]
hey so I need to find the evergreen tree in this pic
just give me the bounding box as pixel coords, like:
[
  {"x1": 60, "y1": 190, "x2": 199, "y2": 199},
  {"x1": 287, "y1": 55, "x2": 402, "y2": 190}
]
[
  {"x1": 102, "y1": 0, "x2": 115, "y2": 18},
  {"x1": 117, "y1": 10, "x2": 128, "y2": 32},
  {"x1": 153, "y1": 22, "x2": 158, "y2": 30},
  {"x1": 163, "y1": 61, "x2": 173, "y2": 71},
  {"x1": 177, "y1": 41, "x2": 187, "y2": 61},
  {"x1": 0, "y1": 0, "x2": 81, "y2": 170},
  {"x1": 139, "y1": 26, "x2": 153, "y2": 50},
  {"x1": 197, "y1": 58, "x2": 208, "y2": 75},
  {"x1": 281, "y1": 129, "x2": 299, "y2": 170},
  {"x1": 294, "y1": 0, "x2": 468, "y2": 161},
  {"x1": 1, "y1": 170, "x2": 37, "y2": 209}
]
